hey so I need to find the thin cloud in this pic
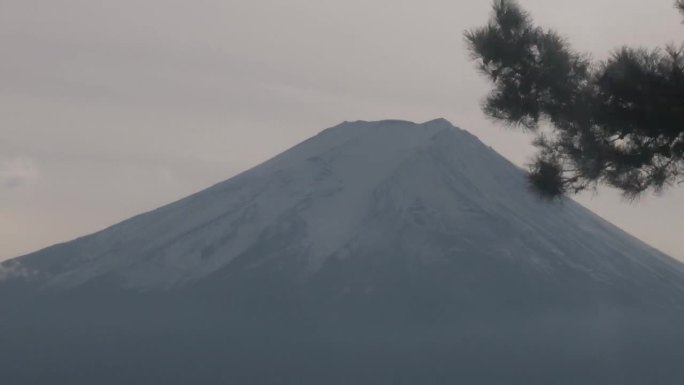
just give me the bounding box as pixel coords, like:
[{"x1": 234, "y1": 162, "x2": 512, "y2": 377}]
[
  {"x1": 0, "y1": 261, "x2": 32, "y2": 280},
  {"x1": 0, "y1": 157, "x2": 39, "y2": 189}
]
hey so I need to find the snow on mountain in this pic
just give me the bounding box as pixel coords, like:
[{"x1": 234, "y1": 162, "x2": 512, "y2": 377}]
[
  {"x1": 3, "y1": 118, "x2": 683, "y2": 291},
  {"x1": 3, "y1": 119, "x2": 684, "y2": 385}
]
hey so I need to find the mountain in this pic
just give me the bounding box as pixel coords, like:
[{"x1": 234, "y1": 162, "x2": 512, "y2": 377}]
[{"x1": 2, "y1": 119, "x2": 684, "y2": 384}]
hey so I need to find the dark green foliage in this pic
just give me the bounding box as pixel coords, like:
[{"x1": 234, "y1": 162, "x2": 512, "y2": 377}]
[{"x1": 466, "y1": 0, "x2": 684, "y2": 199}]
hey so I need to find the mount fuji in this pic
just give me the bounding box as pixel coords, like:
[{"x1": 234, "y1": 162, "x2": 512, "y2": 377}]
[{"x1": 2, "y1": 119, "x2": 684, "y2": 384}]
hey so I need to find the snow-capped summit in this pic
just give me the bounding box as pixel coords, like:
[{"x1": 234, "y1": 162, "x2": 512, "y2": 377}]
[{"x1": 3, "y1": 119, "x2": 683, "y2": 291}]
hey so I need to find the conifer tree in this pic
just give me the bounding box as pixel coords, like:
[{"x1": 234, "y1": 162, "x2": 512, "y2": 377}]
[{"x1": 465, "y1": 0, "x2": 684, "y2": 198}]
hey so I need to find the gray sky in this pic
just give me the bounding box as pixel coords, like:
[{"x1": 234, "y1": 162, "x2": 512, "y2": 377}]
[{"x1": 1, "y1": 0, "x2": 682, "y2": 262}]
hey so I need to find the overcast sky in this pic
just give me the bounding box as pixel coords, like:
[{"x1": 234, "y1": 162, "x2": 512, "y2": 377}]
[{"x1": 1, "y1": 0, "x2": 682, "y2": 262}]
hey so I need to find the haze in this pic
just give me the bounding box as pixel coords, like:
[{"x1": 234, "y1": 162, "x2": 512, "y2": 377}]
[{"x1": 1, "y1": 0, "x2": 682, "y2": 261}]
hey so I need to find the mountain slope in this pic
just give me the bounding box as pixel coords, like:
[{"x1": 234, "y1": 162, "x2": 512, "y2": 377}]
[
  {"x1": 1, "y1": 119, "x2": 684, "y2": 385},
  {"x1": 4, "y1": 118, "x2": 683, "y2": 290}
]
